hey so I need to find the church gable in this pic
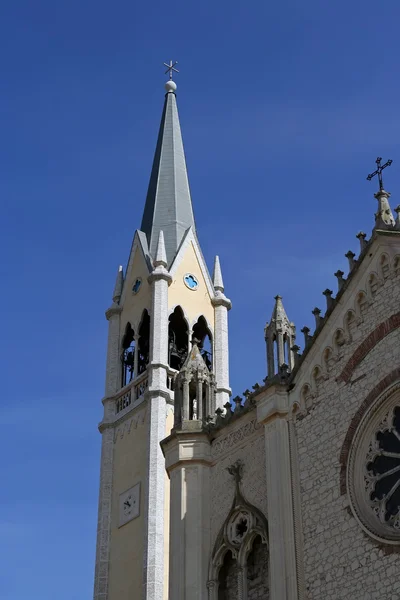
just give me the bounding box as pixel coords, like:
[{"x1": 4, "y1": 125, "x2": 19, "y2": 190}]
[
  {"x1": 292, "y1": 232, "x2": 400, "y2": 414},
  {"x1": 290, "y1": 230, "x2": 400, "y2": 599},
  {"x1": 168, "y1": 228, "x2": 215, "y2": 330},
  {"x1": 119, "y1": 232, "x2": 152, "y2": 335}
]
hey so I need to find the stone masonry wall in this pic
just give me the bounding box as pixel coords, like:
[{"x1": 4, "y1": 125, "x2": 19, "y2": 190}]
[
  {"x1": 210, "y1": 416, "x2": 268, "y2": 550},
  {"x1": 294, "y1": 263, "x2": 400, "y2": 599}
]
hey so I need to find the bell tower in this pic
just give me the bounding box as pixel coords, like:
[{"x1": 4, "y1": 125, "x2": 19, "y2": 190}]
[{"x1": 93, "y1": 76, "x2": 231, "y2": 600}]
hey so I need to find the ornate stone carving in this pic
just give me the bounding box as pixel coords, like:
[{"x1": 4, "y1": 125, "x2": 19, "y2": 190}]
[{"x1": 211, "y1": 419, "x2": 261, "y2": 458}]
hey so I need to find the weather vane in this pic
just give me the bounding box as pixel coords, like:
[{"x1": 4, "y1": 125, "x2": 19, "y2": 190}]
[
  {"x1": 367, "y1": 157, "x2": 393, "y2": 191},
  {"x1": 164, "y1": 60, "x2": 179, "y2": 80}
]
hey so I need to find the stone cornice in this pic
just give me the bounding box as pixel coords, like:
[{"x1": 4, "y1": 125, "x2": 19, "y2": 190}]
[
  {"x1": 105, "y1": 304, "x2": 122, "y2": 320},
  {"x1": 211, "y1": 292, "x2": 232, "y2": 310},
  {"x1": 147, "y1": 268, "x2": 172, "y2": 285}
]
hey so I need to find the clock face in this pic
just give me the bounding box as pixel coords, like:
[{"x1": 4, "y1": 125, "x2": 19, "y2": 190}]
[{"x1": 119, "y1": 483, "x2": 140, "y2": 527}]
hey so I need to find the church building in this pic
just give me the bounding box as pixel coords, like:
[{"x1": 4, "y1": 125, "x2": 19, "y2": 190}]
[{"x1": 92, "y1": 72, "x2": 400, "y2": 600}]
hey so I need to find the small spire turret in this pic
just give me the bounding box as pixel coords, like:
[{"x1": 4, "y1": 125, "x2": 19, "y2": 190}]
[
  {"x1": 265, "y1": 295, "x2": 296, "y2": 378},
  {"x1": 112, "y1": 265, "x2": 124, "y2": 304},
  {"x1": 212, "y1": 255, "x2": 224, "y2": 292},
  {"x1": 154, "y1": 230, "x2": 167, "y2": 267}
]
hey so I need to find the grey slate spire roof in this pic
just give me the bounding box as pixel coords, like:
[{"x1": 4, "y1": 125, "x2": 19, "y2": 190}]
[{"x1": 140, "y1": 81, "x2": 196, "y2": 266}]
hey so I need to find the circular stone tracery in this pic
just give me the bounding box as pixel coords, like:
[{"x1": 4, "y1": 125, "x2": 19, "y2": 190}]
[
  {"x1": 365, "y1": 406, "x2": 400, "y2": 529},
  {"x1": 347, "y1": 385, "x2": 400, "y2": 544}
]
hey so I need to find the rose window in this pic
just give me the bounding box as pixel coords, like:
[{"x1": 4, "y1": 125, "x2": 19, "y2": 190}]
[{"x1": 365, "y1": 406, "x2": 400, "y2": 529}]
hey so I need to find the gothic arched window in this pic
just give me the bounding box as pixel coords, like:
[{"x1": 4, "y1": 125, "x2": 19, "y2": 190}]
[
  {"x1": 121, "y1": 322, "x2": 135, "y2": 386},
  {"x1": 209, "y1": 461, "x2": 269, "y2": 600},
  {"x1": 138, "y1": 310, "x2": 150, "y2": 374},
  {"x1": 246, "y1": 535, "x2": 269, "y2": 599},
  {"x1": 168, "y1": 307, "x2": 188, "y2": 371},
  {"x1": 192, "y1": 315, "x2": 213, "y2": 371},
  {"x1": 217, "y1": 551, "x2": 238, "y2": 600}
]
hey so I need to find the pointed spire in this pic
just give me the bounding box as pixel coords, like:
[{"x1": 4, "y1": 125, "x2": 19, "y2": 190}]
[
  {"x1": 271, "y1": 294, "x2": 288, "y2": 322},
  {"x1": 154, "y1": 230, "x2": 167, "y2": 267},
  {"x1": 265, "y1": 295, "x2": 296, "y2": 377},
  {"x1": 213, "y1": 255, "x2": 224, "y2": 292},
  {"x1": 140, "y1": 81, "x2": 196, "y2": 266},
  {"x1": 112, "y1": 265, "x2": 124, "y2": 303}
]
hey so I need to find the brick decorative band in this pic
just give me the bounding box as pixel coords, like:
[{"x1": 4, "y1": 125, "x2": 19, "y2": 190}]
[
  {"x1": 339, "y1": 367, "x2": 400, "y2": 495},
  {"x1": 338, "y1": 311, "x2": 400, "y2": 384}
]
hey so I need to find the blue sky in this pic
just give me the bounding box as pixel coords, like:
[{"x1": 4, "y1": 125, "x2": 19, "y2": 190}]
[{"x1": 1, "y1": 0, "x2": 400, "y2": 597}]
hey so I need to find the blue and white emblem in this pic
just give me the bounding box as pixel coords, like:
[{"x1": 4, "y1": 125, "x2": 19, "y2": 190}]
[
  {"x1": 184, "y1": 274, "x2": 199, "y2": 290},
  {"x1": 132, "y1": 278, "x2": 142, "y2": 294}
]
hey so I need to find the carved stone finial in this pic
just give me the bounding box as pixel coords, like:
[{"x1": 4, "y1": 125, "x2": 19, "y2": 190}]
[
  {"x1": 227, "y1": 460, "x2": 243, "y2": 485},
  {"x1": 233, "y1": 396, "x2": 242, "y2": 413},
  {"x1": 291, "y1": 344, "x2": 301, "y2": 365},
  {"x1": 323, "y1": 288, "x2": 334, "y2": 311},
  {"x1": 356, "y1": 231, "x2": 368, "y2": 252},
  {"x1": 334, "y1": 270, "x2": 345, "y2": 291},
  {"x1": 301, "y1": 326, "x2": 311, "y2": 346},
  {"x1": 345, "y1": 250, "x2": 356, "y2": 271},
  {"x1": 312, "y1": 307, "x2": 322, "y2": 328},
  {"x1": 224, "y1": 401, "x2": 233, "y2": 416}
]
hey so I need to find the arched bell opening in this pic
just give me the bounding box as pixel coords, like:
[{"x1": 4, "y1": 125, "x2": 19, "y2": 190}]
[
  {"x1": 217, "y1": 550, "x2": 238, "y2": 600},
  {"x1": 121, "y1": 322, "x2": 135, "y2": 387},
  {"x1": 138, "y1": 310, "x2": 150, "y2": 374},
  {"x1": 192, "y1": 315, "x2": 213, "y2": 371},
  {"x1": 245, "y1": 534, "x2": 269, "y2": 597},
  {"x1": 168, "y1": 306, "x2": 189, "y2": 371}
]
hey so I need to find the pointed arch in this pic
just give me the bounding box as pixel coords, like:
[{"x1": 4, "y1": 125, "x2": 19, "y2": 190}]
[
  {"x1": 333, "y1": 328, "x2": 346, "y2": 355},
  {"x1": 192, "y1": 315, "x2": 213, "y2": 371},
  {"x1": 208, "y1": 463, "x2": 269, "y2": 600},
  {"x1": 344, "y1": 309, "x2": 357, "y2": 341},
  {"x1": 323, "y1": 346, "x2": 335, "y2": 373},
  {"x1": 368, "y1": 271, "x2": 380, "y2": 298},
  {"x1": 355, "y1": 290, "x2": 368, "y2": 321},
  {"x1": 379, "y1": 252, "x2": 391, "y2": 280},
  {"x1": 138, "y1": 309, "x2": 150, "y2": 374},
  {"x1": 121, "y1": 322, "x2": 135, "y2": 386},
  {"x1": 168, "y1": 306, "x2": 189, "y2": 371}
]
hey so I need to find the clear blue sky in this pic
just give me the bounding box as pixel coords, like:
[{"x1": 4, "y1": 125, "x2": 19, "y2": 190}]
[{"x1": 1, "y1": 1, "x2": 400, "y2": 597}]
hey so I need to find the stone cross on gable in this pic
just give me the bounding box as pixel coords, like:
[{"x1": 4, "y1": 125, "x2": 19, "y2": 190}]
[{"x1": 367, "y1": 156, "x2": 393, "y2": 191}]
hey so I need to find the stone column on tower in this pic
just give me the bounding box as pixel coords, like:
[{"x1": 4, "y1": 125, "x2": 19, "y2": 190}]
[
  {"x1": 212, "y1": 255, "x2": 232, "y2": 409},
  {"x1": 93, "y1": 266, "x2": 123, "y2": 600},
  {"x1": 143, "y1": 230, "x2": 172, "y2": 600}
]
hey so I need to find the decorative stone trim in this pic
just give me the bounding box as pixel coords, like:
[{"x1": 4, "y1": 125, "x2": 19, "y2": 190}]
[
  {"x1": 338, "y1": 311, "x2": 400, "y2": 384},
  {"x1": 211, "y1": 419, "x2": 261, "y2": 459},
  {"x1": 340, "y1": 368, "x2": 400, "y2": 495}
]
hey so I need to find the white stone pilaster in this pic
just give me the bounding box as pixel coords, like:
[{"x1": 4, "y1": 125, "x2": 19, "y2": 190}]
[
  {"x1": 93, "y1": 412, "x2": 115, "y2": 600},
  {"x1": 258, "y1": 389, "x2": 298, "y2": 600},
  {"x1": 104, "y1": 305, "x2": 122, "y2": 396},
  {"x1": 163, "y1": 431, "x2": 211, "y2": 600},
  {"x1": 143, "y1": 230, "x2": 172, "y2": 600},
  {"x1": 142, "y1": 393, "x2": 167, "y2": 600},
  {"x1": 93, "y1": 304, "x2": 121, "y2": 600},
  {"x1": 212, "y1": 292, "x2": 231, "y2": 409}
]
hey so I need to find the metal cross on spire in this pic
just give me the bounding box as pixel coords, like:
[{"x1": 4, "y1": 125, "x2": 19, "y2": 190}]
[
  {"x1": 164, "y1": 60, "x2": 179, "y2": 80},
  {"x1": 367, "y1": 156, "x2": 393, "y2": 191}
]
